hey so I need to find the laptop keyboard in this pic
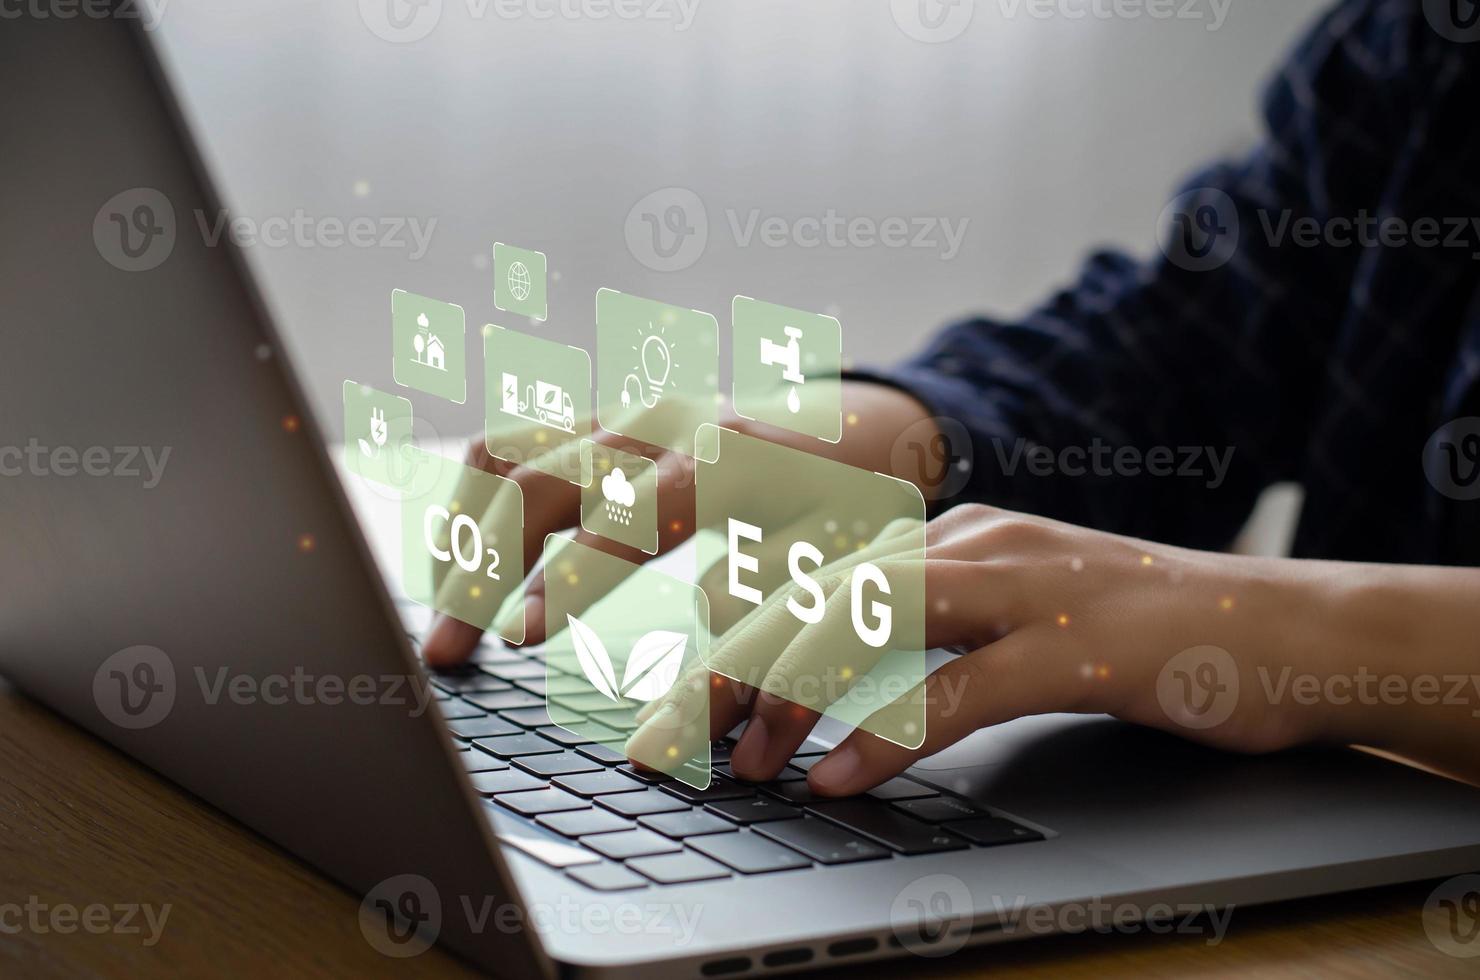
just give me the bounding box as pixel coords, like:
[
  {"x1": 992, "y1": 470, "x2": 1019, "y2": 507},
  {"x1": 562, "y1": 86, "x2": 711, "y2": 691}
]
[{"x1": 425, "y1": 643, "x2": 1046, "y2": 891}]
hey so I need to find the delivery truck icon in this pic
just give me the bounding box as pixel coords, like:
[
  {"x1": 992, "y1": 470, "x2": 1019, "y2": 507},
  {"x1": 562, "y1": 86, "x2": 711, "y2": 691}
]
[{"x1": 501, "y1": 372, "x2": 576, "y2": 434}]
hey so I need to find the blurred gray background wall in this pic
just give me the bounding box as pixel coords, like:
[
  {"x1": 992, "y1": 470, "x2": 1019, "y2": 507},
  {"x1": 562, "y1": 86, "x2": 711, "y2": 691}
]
[{"x1": 151, "y1": 0, "x2": 1329, "y2": 443}]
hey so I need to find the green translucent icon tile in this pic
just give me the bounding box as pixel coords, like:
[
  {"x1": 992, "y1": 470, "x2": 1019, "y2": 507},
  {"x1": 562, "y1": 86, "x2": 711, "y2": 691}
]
[
  {"x1": 483, "y1": 323, "x2": 591, "y2": 484},
  {"x1": 342, "y1": 381, "x2": 413, "y2": 488},
  {"x1": 494, "y1": 243, "x2": 548, "y2": 322},
  {"x1": 392, "y1": 289, "x2": 467, "y2": 404},
  {"x1": 596, "y1": 288, "x2": 718, "y2": 457},
  {"x1": 694, "y1": 426, "x2": 927, "y2": 748},
  {"x1": 580, "y1": 443, "x2": 658, "y2": 555},
  {"x1": 543, "y1": 536, "x2": 711, "y2": 787},
  {"x1": 732, "y1": 296, "x2": 843, "y2": 443},
  {"x1": 401, "y1": 454, "x2": 526, "y2": 644}
]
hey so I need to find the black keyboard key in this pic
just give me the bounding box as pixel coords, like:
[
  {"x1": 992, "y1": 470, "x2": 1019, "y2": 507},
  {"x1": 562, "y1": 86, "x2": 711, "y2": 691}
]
[
  {"x1": 759, "y1": 781, "x2": 827, "y2": 806},
  {"x1": 587, "y1": 708, "x2": 639, "y2": 731},
  {"x1": 578, "y1": 743, "x2": 628, "y2": 766},
  {"x1": 596, "y1": 789, "x2": 689, "y2": 818},
  {"x1": 627, "y1": 852, "x2": 729, "y2": 885},
  {"x1": 514, "y1": 752, "x2": 603, "y2": 778},
  {"x1": 567, "y1": 863, "x2": 647, "y2": 892},
  {"x1": 480, "y1": 661, "x2": 548, "y2": 681},
  {"x1": 948, "y1": 817, "x2": 1045, "y2": 847},
  {"x1": 463, "y1": 689, "x2": 545, "y2": 712},
  {"x1": 718, "y1": 762, "x2": 804, "y2": 784},
  {"x1": 436, "y1": 700, "x2": 486, "y2": 721},
  {"x1": 431, "y1": 673, "x2": 512, "y2": 695},
  {"x1": 469, "y1": 769, "x2": 545, "y2": 795},
  {"x1": 616, "y1": 764, "x2": 670, "y2": 785},
  {"x1": 661, "y1": 776, "x2": 753, "y2": 805},
  {"x1": 552, "y1": 691, "x2": 635, "y2": 714},
  {"x1": 753, "y1": 818, "x2": 889, "y2": 865},
  {"x1": 639, "y1": 810, "x2": 736, "y2": 839},
  {"x1": 537, "y1": 808, "x2": 634, "y2": 838},
  {"x1": 709, "y1": 740, "x2": 734, "y2": 762},
  {"x1": 459, "y1": 750, "x2": 508, "y2": 772},
  {"x1": 866, "y1": 778, "x2": 938, "y2": 802},
  {"x1": 552, "y1": 770, "x2": 646, "y2": 798},
  {"x1": 892, "y1": 797, "x2": 988, "y2": 823},
  {"x1": 495, "y1": 788, "x2": 590, "y2": 817},
  {"x1": 472, "y1": 733, "x2": 564, "y2": 759},
  {"x1": 468, "y1": 646, "x2": 532, "y2": 666},
  {"x1": 706, "y1": 797, "x2": 802, "y2": 825},
  {"x1": 808, "y1": 801, "x2": 969, "y2": 855},
  {"x1": 499, "y1": 706, "x2": 561, "y2": 728},
  {"x1": 514, "y1": 674, "x2": 591, "y2": 698},
  {"x1": 536, "y1": 722, "x2": 624, "y2": 746},
  {"x1": 785, "y1": 756, "x2": 824, "y2": 773},
  {"x1": 582, "y1": 829, "x2": 682, "y2": 860},
  {"x1": 689, "y1": 832, "x2": 811, "y2": 874},
  {"x1": 533, "y1": 724, "x2": 590, "y2": 747},
  {"x1": 447, "y1": 716, "x2": 521, "y2": 741}
]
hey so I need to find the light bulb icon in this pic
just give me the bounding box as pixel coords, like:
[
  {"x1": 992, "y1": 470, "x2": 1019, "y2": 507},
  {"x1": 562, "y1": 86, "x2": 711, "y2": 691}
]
[
  {"x1": 621, "y1": 323, "x2": 674, "y2": 410},
  {"x1": 641, "y1": 333, "x2": 671, "y2": 398}
]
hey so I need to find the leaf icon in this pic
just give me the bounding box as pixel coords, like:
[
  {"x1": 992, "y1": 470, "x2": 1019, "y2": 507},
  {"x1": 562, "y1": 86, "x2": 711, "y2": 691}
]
[
  {"x1": 620, "y1": 630, "x2": 688, "y2": 703},
  {"x1": 567, "y1": 614, "x2": 619, "y2": 702}
]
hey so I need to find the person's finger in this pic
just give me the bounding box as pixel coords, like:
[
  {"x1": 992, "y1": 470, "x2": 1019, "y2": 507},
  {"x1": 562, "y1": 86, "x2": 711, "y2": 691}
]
[
  {"x1": 513, "y1": 449, "x2": 697, "y2": 646},
  {"x1": 424, "y1": 428, "x2": 660, "y2": 664},
  {"x1": 808, "y1": 627, "x2": 1080, "y2": 796},
  {"x1": 724, "y1": 555, "x2": 1027, "y2": 780}
]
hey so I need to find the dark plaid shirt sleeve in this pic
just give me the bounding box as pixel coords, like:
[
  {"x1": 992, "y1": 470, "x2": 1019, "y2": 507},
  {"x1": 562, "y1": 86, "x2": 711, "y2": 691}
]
[{"x1": 862, "y1": 0, "x2": 1458, "y2": 553}]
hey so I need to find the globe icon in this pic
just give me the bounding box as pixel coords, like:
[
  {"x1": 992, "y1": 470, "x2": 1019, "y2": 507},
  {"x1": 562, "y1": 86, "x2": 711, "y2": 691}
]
[{"x1": 507, "y1": 260, "x2": 532, "y2": 303}]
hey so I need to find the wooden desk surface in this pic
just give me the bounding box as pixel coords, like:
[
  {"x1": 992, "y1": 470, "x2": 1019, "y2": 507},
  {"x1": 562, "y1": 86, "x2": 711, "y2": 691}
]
[{"x1": 1, "y1": 679, "x2": 1473, "y2": 979}]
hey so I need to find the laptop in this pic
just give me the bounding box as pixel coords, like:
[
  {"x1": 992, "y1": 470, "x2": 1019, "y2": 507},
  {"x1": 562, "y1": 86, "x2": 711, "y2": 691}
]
[{"x1": 5, "y1": 10, "x2": 1480, "y2": 978}]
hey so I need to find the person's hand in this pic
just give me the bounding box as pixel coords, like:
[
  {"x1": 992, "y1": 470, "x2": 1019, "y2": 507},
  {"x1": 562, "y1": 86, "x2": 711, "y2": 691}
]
[
  {"x1": 629, "y1": 502, "x2": 1338, "y2": 796},
  {"x1": 421, "y1": 381, "x2": 939, "y2": 666}
]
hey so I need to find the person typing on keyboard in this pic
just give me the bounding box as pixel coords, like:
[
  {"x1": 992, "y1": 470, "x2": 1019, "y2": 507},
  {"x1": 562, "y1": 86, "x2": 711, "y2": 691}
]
[{"x1": 425, "y1": 0, "x2": 1480, "y2": 792}]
